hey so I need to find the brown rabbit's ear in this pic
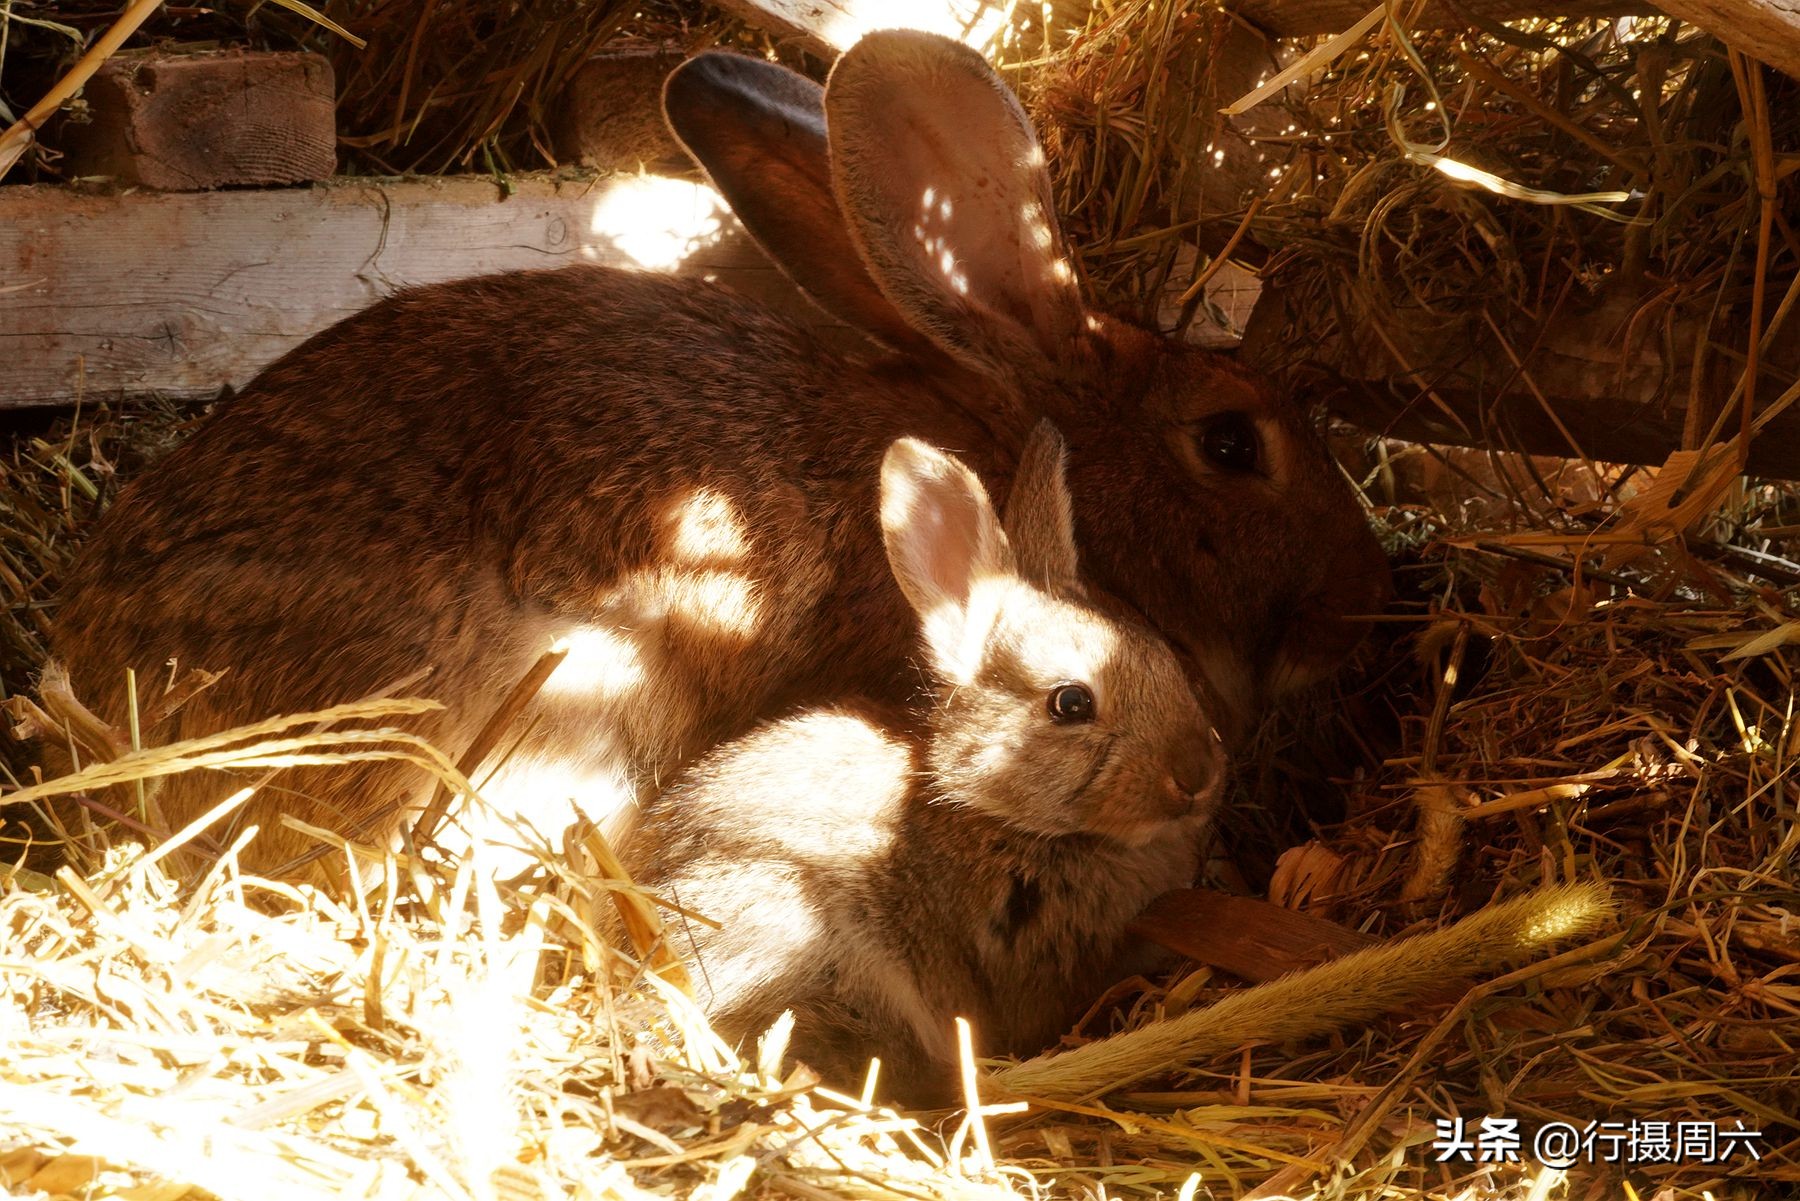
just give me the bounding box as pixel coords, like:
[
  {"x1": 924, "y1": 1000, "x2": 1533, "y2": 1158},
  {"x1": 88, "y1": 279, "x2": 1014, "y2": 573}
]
[
  {"x1": 663, "y1": 52, "x2": 935, "y2": 356},
  {"x1": 825, "y1": 30, "x2": 1089, "y2": 378},
  {"x1": 1004, "y1": 421, "x2": 1081, "y2": 596},
  {"x1": 880, "y1": 438, "x2": 1015, "y2": 682}
]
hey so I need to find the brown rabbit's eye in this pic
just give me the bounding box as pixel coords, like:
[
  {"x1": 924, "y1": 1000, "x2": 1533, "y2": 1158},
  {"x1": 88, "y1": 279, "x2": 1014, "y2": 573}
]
[
  {"x1": 1198, "y1": 412, "x2": 1259, "y2": 473},
  {"x1": 1047, "y1": 682, "x2": 1096, "y2": 724}
]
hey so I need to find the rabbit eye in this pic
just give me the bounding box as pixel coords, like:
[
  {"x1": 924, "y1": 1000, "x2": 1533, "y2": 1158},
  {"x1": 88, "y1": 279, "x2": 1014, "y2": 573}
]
[
  {"x1": 1198, "y1": 412, "x2": 1259, "y2": 473},
  {"x1": 1047, "y1": 682, "x2": 1096, "y2": 724}
]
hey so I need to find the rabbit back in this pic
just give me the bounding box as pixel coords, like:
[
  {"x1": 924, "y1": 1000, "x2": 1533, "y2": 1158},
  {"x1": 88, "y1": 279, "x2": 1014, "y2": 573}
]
[{"x1": 53, "y1": 268, "x2": 992, "y2": 871}]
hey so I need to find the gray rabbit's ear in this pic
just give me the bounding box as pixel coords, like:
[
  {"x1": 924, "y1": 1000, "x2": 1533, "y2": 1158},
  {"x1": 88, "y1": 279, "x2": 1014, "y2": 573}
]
[
  {"x1": 825, "y1": 31, "x2": 1089, "y2": 379},
  {"x1": 663, "y1": 52, "x2": 935, "y2": 356},
  {"x1": 1004, "y1": 421, "x2": 1080, "y2": 596},
  {"x1": 880, "y1": 438, "x2": 1015, "y2": 682}
]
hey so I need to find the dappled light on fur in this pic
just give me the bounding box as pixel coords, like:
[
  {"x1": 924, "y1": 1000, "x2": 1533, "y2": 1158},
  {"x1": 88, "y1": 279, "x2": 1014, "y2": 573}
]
[
  {"x1": 687, "y1": 881, "x2": 831, "y2": 1002},
  {"x1": 912, "y1": 187, "x2": 971, "y2": 296},
  {"x1": 544, "y1": 490, "x2": 761, "y2": 703},
  {"x1": 669, "y1": 489, "x2": 751, "y2": 563},
  {"x1": 649, "y1": 488, "x2": 763, "y2": 638},
  {"x1": 1020, "y1": 203, "x2": 1053, "y2": 252},
  {"x1": 584, "y1": 175, "x2": 728, "y2": 271},
  {"x1": 468, "y1": 754, "x2": 632, "y2": 854},
  {"x1": 463, "y1": 489, "x2": 770, "y2": 861},
  {"x1": 544, "y1": 626, "x2": 645, "y2": 696},
  {"x1": 649, "y1": 569, "x2": 761, "y2": 639}
]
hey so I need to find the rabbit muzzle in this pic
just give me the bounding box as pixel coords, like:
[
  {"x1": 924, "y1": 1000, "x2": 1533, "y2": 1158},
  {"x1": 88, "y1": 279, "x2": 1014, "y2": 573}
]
[{"x1": 1161, "y1": 726, "x2": 1226, "y2": 821}]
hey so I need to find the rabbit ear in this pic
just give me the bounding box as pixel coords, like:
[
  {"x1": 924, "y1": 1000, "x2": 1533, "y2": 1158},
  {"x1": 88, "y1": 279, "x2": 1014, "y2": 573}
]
[
  {"x1": 1003, "y1": 421, "x2": 1080, "y2": 595},
  {"x1": 826, "y1": 31, "x2": 1089, "y2": 378},
  {"x1": 880, "y1": 438, "x2": 1015, "y2": 682},
  {"x1": 663, "y1": 52, "x2": 935, "y2": 356}
]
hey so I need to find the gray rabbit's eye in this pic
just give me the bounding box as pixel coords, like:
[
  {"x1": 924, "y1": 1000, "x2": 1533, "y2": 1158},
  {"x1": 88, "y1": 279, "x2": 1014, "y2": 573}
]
[
  {"x1": 1198, "y1": 412, "x2": 1259, "y2": 473},
  {"x1": 1047, "y1": 682, "x2": 1096, "y2": 724}
]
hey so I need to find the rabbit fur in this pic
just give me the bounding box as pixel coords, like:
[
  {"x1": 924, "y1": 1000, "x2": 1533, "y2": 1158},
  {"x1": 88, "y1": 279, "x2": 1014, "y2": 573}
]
[
  {"x1": 49, "y1": 30, "x2": 1385, "y2": 876},
  {"x1": 625, "y1": 425, "x2": 1221, "y2": 1105}
]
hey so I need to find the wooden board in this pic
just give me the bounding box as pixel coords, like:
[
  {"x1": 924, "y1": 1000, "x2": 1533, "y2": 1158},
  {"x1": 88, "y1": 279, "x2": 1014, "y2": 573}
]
[
  {"x1": 1243, "y1": 277, "x2": 1800, "y2": 480},
  {"x1": 719, "y1": 0, "x2": 1798, "y2": 83},
  {"x1": 1230, "y1": 1, "x2": 1798, "y2": 79},
  {"x1": 1231, "y1": 0, "x2": 1648, "y2": 37},
  {"x1": 708, "y1": 0, "x2": 1019, "y2": 53},
  {"x1": 1653, "y1": 0, "x2": 1800, "y2": 78},
  {"x1": 0, "y1": 173, "x2": 832, "y2": 408},
  {"x1": 1128, "y1": 888, "x2": 1380, "y2": 983},
  {"x1": 717, "y1": 0, "x2": 1651, "y2": 50}
]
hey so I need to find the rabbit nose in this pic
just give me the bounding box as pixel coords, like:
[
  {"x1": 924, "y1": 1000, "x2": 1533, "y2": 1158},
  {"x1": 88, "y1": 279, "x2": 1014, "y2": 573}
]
[{"x1": 1165, "y1": 726, "x2": 1226, "y2": 814}]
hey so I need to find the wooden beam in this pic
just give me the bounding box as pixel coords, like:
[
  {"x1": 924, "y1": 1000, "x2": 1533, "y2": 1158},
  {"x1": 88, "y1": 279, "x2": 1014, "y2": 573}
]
[
  {"x1": 718, "y1": 0, "x2": 1652, "y2": 55},
  {"x1": 1320, "y1": 376, "x2": 1800, "y2": 479},
  {"x1": 1242, "y1": 282, "x2": 1800, "y2": 480},
  {"x1": 706, "y1": 0, "x2": 1016, "y2": 55},
  {"x1": 1230, "y1": 1, "x2": 1798, "y2": 79},
  {"x1": 1230, "y1": 0, "x2": 1649, "y2": 39},
  {"x1": 1651, "y1": 0, "x2": 1800, "y2": 78},
  {"x1": 0, "y1": 174, "x2": 836, "y2": 408},
  {"x1": 716, "y1": 0, "x2": 1795, "y2": 81}
]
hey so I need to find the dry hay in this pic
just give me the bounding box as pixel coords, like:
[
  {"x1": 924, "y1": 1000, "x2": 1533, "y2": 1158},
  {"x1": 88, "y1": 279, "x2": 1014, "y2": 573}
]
[
  {"x1": 1025, "y1": 5, "x2": 1800, "y2": 462},
  {"x1": 312, "y1": 0, "x2": 763, "y2": 177},
  {"x1": 0, "y1": 825, "x2": 1035, "y2": 1201}
]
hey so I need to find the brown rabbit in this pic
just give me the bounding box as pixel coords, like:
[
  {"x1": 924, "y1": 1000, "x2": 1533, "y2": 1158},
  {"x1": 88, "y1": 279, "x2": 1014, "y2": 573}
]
[
  {"x1": 49, "y1": 31, "x2": 1385, "y2": 874},
  {"x1": 626, "y1": 425, "x2": 1221, "y2": 1104}
]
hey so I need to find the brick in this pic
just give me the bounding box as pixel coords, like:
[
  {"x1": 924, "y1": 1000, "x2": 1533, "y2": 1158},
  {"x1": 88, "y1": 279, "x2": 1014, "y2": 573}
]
[{"x1": 57, "y1": 47, "x2": 335, "y2": 190}]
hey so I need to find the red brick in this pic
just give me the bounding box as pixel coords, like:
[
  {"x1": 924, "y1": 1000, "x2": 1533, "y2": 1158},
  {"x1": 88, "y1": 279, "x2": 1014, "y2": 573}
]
[{"x1": 57, "y1": 47, "x2": 335, "y2": 190}]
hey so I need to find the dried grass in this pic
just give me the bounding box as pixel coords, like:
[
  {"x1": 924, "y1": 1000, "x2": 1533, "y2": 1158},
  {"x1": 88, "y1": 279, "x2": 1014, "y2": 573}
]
[
  {"x1": 1025, "y1": 6, "x2": 1799, "y2": 465},
  {"x1": 1, "y1": 824, "x2": 1035, "y2": 1201}
]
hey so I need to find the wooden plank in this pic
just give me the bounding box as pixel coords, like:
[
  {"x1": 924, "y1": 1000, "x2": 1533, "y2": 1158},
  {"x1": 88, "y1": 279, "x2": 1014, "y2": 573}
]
[
  {"x1": 0, "y1": 174, "x2": 829, "y2": 408},
  {"x1": 1127, "y1": 888, "x2": 1380, "y2": 983},
  {"x1": 1652, "y1": 0, "x2": 1800, "y2": 78},
  {"x1": 1231, "y1": 2, "x2": 1798, "y2": 80},
  {"x1": 720, "y1": 0, "x2": 1649, "y2": 49},
  {"x1": 1231, "y1": 0, "x2": 1649, "y2": 38},
  {"x1": 1326, "y1": 375, "x2": 1800, "y2": 481},
  {"x1": 1243, "y1": 282, "x2": 1800, "y2": 480},
  {"x1": 708, "y1": 0, "x2": 1016, "y2": 54}
]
